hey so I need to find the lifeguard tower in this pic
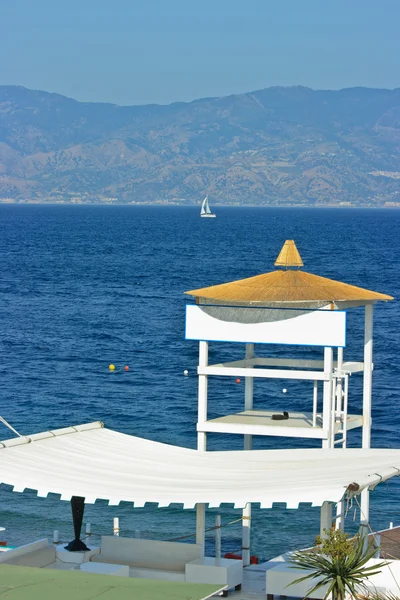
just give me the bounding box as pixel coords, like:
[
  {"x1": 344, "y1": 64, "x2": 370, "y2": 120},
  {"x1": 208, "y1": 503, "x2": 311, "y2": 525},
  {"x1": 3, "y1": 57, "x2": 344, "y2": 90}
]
[{"x1": 184, "y1": 240, "x2": 393, "y2": 565}]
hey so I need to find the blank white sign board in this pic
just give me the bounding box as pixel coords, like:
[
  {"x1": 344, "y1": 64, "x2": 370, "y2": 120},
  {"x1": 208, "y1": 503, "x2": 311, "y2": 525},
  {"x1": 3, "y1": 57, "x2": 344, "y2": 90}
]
[{"x1": 185, "y1": 305, "x2": 346, "y2": 347}]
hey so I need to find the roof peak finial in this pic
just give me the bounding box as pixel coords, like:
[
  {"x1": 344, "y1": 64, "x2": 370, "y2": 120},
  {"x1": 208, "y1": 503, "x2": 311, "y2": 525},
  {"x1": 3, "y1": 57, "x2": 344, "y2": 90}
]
[{"x1": 274, "y1": 240, "x2": 304, "y2": 268}]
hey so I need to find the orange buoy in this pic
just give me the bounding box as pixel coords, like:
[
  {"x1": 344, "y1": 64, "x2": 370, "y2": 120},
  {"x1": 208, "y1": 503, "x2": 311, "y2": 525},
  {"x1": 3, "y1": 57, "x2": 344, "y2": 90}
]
[
  {"x1": 236, "y1": 378, "x2": 241, "y2": 384},
  {"x1": 124, "y1": 366, "x2": 129, "y2": 371}
]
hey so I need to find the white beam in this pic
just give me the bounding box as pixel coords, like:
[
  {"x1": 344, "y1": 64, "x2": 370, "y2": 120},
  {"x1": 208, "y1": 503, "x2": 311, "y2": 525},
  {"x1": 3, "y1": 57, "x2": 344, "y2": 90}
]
[
  {"x1": 243, "y1": 344, "x2": 254, "y2": 568},
  {"x1": 244, "y1": 343, "x2": 254, "y2": 445},
  {"x1": 209, "y1": 358, "x2": 325, "y2": 369},
  {"x1": 242, "y1": 503, "x2": 251, "y2": 567},
  {"x1": 313, "y1": 381, "x2": 318, "y2": 427},
  {"x1": 196, "y1": 341, "x2": 208, "y2": 557},
  {"x1": 322, "y1": 347, "x2": 334, "y2": 449},
  {"x1": 215, "y1": 514, "x2": 221, "y2": 559},
  {"x1": 207, "y1": 357, "x2": 364, "y2": 373},
  {"x1": 199, "y1": 366, "x2": 328, "y2": 381},
  {"x1": 253, "y1": 357, "x2": 325, "y2": 369},
  {"x1": 335, "y1": 499, "x2": 345, "y2": 531},
  {"x1": 196, "y1": 503, "x2": 206, "y2": 557},
  {"x1": 320, "y1": 502, "x2": 333, "y2": 538},
  {"x1": 362, "y1": 305, "x2": 373, "y2": 449},
  {"x1": 197, "y1": 341, "x2": 209, "y2": 452},
  {"x1": 361, "y1": 304, "x2": 374, "y2": 525}
]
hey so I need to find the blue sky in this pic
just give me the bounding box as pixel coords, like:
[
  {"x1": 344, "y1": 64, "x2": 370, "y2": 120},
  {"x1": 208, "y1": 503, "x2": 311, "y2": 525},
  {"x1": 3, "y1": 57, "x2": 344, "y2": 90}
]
[{"x1": 1, "y1": 0, "x2": 399, "y2": 106}]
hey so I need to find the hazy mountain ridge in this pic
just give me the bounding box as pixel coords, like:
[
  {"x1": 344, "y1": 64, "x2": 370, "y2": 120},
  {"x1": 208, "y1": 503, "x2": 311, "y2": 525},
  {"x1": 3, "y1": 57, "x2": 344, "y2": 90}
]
[{"x1": 0, "y1": 85, "x2": 399, "y2": 204}]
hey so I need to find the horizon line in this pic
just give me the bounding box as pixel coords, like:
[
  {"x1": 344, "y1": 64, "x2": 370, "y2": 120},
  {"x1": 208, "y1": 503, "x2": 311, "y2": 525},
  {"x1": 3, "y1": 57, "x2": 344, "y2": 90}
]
[{"x1": 1, "y1": 83, "x2": 399, "y2": 109}]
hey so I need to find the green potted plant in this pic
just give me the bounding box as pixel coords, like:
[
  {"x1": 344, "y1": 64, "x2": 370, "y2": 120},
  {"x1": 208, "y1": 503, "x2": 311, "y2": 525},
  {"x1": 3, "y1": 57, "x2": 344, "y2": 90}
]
[{"x1": 288, "y1": 528, "x2": 386, "y2": 600}]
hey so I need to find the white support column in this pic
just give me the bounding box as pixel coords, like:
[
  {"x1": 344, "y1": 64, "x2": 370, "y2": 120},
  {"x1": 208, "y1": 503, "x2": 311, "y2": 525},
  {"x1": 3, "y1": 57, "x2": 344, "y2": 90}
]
[
  {"x1": 244, "y1": 343, "x2": 254, "y2": 449},
  {"x1": 313, "y1": 380, "x2": 318, "y2": 426},
  {"x1": 197, "y1": 341, "x2": 209, "y2": 452},
  {"x1": 320, "y1": 502, "x2": 333, "y2": 538},
  {"x1": 196, "y1": 341, "x2": 209, "y2": 556},
  {"x1": 242, "y1": 343, "x2": 254, "y2": 567},
  {"x1": 336, "y1": 347, "x2": 343, "y2": 415},
  {"x1": 361, "y1": 304, "x2": 374, "y2": 528},
  {"x1": 113, "y1": 517, "x2": 120, "y2": 536},
  {"x1": 196, "y1": 503, "x2": 206, "y2": 556},
  {"x1": 335, "y1": 500, "x2": 345, "y2": 531},
  {"x1": 335, "y1": 348, "x2": 345, "y2": 530},
  {"x1": 362, "y1": 305, "x2": 373, "y2": 448},
  {"x1": 321, "y1": 348, "x2": 334, "y2": 534},
  {"x1": 322, "y1": 347, "x2": 334, "y2": 449},
  {"x1": 242, "y1": 503, "x2": 251, "y2": 567},
  {"x1": 215, "y1": 514, "x2": 221, "y2": 560}
]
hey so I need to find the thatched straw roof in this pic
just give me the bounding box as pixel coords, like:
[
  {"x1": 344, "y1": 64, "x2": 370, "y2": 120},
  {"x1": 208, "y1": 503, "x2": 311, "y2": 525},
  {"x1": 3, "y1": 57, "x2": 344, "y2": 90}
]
[
  {"x1": 274, "y1": 240, "x2": 303, "y2": 267},
  {"x1": 185, "y1": 240, "x2": 393, "y2": 306}
]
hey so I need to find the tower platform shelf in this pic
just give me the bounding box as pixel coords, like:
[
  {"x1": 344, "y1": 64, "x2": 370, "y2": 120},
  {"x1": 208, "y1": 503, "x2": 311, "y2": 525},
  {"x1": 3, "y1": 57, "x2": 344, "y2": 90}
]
[{"x1": 198, "y1": 409, "x2": 363, "y2": 440}]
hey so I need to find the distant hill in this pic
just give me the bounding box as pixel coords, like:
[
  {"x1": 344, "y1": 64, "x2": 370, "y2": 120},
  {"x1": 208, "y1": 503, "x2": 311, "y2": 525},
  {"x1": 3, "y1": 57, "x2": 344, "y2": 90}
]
[{"x1": 0, "y1": 85, "x2": 399, "y2": 205}]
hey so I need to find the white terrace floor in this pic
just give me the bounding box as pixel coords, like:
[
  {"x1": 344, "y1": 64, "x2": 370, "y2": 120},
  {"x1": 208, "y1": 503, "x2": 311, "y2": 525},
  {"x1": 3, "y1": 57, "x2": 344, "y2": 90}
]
[
  {"x1": 221, "y1": 563, "x2": 270, "y2": 599},
  {"x1": 49, "y1": 560, "x2": 270, "y2": 599}
]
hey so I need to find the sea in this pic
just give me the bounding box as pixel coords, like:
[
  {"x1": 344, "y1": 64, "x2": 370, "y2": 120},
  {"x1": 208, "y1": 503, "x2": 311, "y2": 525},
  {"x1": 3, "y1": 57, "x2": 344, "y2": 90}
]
[{"x1": 0, "y1": 204, "x2": 399, "y2": 560}]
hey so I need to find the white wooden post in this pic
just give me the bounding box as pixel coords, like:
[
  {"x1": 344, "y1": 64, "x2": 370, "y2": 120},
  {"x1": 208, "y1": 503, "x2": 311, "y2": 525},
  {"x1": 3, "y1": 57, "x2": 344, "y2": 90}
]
[
  {"x1": 242, "y1": 503, "x2": 251, "y2": 567},
  {"x1": 196, "y1": 341, "x2": 209, "y2": 556},
  {"x1": 336, "y1": 347, "x2": 343, "y2": 415},
  {"x1": 242, "y1": 343, "x2": 254, "y2": 567},
  {"x1": 113, "y1": 517, "x2": 120, "y2": 536},
  {"x1": 334, "y1": 347, "x2": 346, "y2": 531},
  {"x1": 244, "y1": 343, "x2": 254, "y2": 446},
  {"x1": 197, "y1": 341, "x2": 209, "y2": 452},
  {"x1": 320, "y1": 502, "x2": 333, "y2": 538},
  {"x1": 322, "y1": 347, "x2": 333, "y2": 449},
  {"x1": 196, "y1": 504, "x2": 206, "y2": 556},
  {"x1": 335, "y1": 501, "x2": 345, "y2": 531},
  {"x1": 313, "y1": 380, "x2": 318, "y2": 426},
  {"x1": 321, "y1": 348, "x2": 334, "y2": 536},
  {"x1": 361, "y1": 304, "x2": 373, "y2": 528},
  {"x1": 215, "y1": 514, "x2": 221, "y2": 560}
]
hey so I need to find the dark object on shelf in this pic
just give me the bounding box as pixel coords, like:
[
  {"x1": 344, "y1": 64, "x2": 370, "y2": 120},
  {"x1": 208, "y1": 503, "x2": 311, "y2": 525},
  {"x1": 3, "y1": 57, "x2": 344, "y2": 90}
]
[{"x1": 271, "y1": 411, "x2": 289, "y2": 421}]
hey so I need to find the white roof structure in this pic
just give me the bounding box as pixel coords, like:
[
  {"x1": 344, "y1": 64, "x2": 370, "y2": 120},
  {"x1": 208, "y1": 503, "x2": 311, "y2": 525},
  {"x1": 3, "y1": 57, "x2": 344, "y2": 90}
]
[{"x1": 1, "y1": 422, "x2": 399, "y2": 509}]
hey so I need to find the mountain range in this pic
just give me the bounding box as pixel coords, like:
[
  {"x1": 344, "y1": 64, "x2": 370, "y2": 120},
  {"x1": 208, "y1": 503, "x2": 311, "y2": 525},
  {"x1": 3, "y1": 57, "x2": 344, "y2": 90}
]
[{"x1": 0, "y1": 85, "x2": 399, "y2": 205}]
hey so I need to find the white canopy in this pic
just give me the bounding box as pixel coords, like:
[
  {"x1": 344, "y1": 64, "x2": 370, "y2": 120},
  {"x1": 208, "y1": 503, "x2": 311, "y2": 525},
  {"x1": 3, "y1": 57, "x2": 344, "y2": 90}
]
[{"x1": 0, "y1": 422, "x2": 399, "y2": 509}]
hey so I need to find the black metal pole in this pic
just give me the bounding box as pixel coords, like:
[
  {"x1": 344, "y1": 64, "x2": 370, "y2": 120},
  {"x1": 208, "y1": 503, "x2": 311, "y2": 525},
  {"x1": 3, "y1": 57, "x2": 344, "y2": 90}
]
[{"x1": 65, "y1": 495, "x2": 90, "y2": 551}]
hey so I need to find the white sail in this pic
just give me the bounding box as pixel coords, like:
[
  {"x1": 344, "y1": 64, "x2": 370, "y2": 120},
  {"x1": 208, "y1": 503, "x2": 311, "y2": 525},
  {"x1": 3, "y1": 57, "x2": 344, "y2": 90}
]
[
  {"x1": 200, "y1": 195, "x2": 216, "y2": 218},
  {"x1": 200, "y1": 196, "x2": 209, "y2": 214}
]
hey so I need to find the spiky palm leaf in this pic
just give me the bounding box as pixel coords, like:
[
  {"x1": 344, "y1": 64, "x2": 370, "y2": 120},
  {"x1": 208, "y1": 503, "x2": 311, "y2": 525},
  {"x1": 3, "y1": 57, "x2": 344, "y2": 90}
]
[{"x1": 288, "y1": 535, "x2": 386, "y2": 600}]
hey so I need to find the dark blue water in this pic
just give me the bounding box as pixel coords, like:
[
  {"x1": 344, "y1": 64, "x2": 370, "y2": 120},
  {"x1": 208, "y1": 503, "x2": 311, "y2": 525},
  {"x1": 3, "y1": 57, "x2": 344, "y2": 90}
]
[{"x1": 0, "y1": 205, "x2": 399, "y2": 559}]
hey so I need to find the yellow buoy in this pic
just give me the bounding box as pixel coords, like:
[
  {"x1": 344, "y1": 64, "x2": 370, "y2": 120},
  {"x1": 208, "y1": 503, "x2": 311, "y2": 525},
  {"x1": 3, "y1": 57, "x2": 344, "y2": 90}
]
[{"x1": 109, "y1": 364, "x2": 115, "y2": 371}]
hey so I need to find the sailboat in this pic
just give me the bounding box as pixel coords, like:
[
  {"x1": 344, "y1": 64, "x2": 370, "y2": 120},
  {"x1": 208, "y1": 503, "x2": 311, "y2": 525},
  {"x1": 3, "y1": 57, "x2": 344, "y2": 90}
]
[{"x1": 200, "y1": 195, "x2": 216, "y2": 218}]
